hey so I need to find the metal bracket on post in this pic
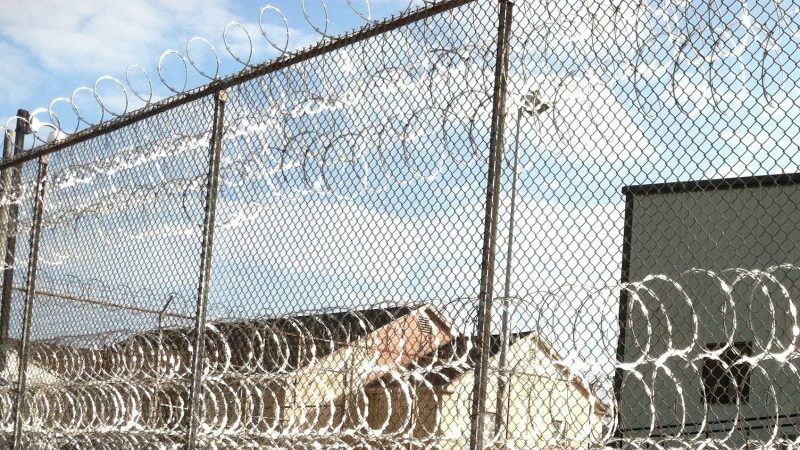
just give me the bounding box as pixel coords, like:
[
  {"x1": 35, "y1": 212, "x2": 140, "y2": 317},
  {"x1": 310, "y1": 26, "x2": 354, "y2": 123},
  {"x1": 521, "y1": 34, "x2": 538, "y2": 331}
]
[
  {"x1": 150, "y1": 294, "x2": 175, "y2": 431},
  {"x1": 469, "y1": 1, "x2": 513, "y2": 449},
  {"x1": 10, "y1": 153, "x2": 49, "y2": 450},
  {"x1": 186, "y1": 90, "x2": 227, "y2": 449}
]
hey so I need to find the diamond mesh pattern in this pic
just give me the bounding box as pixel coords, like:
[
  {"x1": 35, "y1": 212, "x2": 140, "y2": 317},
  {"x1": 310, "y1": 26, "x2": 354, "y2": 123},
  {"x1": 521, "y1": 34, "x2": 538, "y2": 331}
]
[{"x1": 0, "y1": 0, "x2": 800, "y2": 448}]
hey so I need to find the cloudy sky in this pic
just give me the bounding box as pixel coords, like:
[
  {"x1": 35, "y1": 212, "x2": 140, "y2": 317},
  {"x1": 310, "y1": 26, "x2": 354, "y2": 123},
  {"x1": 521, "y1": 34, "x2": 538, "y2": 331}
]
[
  {"x1": 3, "y1": 0, "x2": 799, "y2": 376},
  {"x1": 0, "y1": 0, "x2": 420, "y2": 131}
]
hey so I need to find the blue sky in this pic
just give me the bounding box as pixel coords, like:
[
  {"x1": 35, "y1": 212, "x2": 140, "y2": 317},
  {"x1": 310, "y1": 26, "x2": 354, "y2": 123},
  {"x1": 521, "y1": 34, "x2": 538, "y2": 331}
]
[
  {"x1": 2, "y1": 0, "x2": 800, "y2": 382},
  {"x1": 0, "y1": 0, "x2": 421, "y2": 132}
]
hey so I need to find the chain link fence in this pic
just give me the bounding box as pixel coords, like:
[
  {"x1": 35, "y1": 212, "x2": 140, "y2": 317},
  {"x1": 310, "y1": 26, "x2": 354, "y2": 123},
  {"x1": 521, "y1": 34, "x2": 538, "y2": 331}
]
[{"x1": 0, "y1": 0, "x2": 799, "y2": 448}]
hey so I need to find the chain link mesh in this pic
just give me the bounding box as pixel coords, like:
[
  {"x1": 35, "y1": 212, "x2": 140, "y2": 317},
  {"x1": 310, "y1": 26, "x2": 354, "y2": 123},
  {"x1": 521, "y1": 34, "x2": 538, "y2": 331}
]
[{"x1": 0, "y1": 0, "x2": 799, "y2": 448}]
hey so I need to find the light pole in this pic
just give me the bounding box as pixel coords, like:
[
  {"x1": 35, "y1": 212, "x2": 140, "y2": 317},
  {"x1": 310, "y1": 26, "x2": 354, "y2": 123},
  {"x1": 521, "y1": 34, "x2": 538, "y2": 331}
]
[{"x1": 494, "y1": 90, "x2": 550, "y2": 442}]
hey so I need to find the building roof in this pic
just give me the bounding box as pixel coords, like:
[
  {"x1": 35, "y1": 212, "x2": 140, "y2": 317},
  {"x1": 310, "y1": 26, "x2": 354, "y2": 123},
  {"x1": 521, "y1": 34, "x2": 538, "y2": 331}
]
[
  {"x1": 16, "y1": 303, "x2": 453, "y2": 378},
  {"x1": 622, "y1": 172, "x2": 800, "y2": 196},
  {"x1": 10, "y1": 303, "x2": 607, "y2": 417},
  {"x1": 367, "y1": 330, "x2": 610, "y2": 417}
]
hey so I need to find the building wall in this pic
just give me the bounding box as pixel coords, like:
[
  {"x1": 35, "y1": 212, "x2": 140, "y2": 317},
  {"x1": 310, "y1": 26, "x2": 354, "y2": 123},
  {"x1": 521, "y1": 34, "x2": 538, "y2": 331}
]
[
  {"x1": 279, "y1": 305, "x2": 451, "y2": 434},
  {"x1": 377, "y1": 335, "x2": 607, "y2": 449},
  {"x1": 621, "y1": 186, "x2": 800, "y2": 442},
  {"x1": 9, "y1": 305, "x2": 451, "y2": 440}
]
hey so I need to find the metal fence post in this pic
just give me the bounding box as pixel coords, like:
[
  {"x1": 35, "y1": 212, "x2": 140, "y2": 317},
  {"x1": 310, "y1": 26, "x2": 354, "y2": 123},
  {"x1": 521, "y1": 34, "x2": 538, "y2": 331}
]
[
  {"x1": 186, "y1": 90, "x2": 227, "y2": 449},
  {"x1": 0, "y1": 129, "x2": 14, "y2": 345},
  {"x1": 469, "y1": 1, "x2": 513, "y2": 449},
  {"x1": 10, "y1": 153, "x2": 49, "y2": 450},
  {"x1": 0, "y1": 110, "x2": 29, "y2": 343}
]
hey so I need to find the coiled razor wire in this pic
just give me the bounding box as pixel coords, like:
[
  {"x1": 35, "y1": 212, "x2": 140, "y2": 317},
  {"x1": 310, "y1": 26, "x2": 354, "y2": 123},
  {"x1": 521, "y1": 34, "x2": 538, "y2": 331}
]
[
  {"x1": 2, "y1": 0, "x2": 794, "y2": 149},
  {"x1": 0, "y1": 0, "x2": 799, "y2": 448},
  {"x1": 0, "y1": 268, "x2": 797, "y2": 448},
  {"x1": 0, "y1": 0, "x2": 436, "y2": 145},
  {"x1": 0, "y1": 0, "x2": 793, "y2": 271},
  {"x1": 0, "y1": 1, "x2": 496, "y2": 274}
]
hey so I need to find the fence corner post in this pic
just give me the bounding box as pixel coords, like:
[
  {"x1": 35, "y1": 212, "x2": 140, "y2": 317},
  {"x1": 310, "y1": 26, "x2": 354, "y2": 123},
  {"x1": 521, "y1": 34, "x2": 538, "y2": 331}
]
[
  {"x1": 186, "y1": 89, "x2": 228, "y2": 449},
  {"x1": 0, "y1": 129, "x2": 15, "y2": 346},
  {"x1": 0, "y1": 110, "x2": 30, "y2": 345},
  {"x1": 10, "y1": 152, "x2": 50, "y2": 450},
  {"x1": 468, "y1": 1, "x2": 514, "y2": 449}
]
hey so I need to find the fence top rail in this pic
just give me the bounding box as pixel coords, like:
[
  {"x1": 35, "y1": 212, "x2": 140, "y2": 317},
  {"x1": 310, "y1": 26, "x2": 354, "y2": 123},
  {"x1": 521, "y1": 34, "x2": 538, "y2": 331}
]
[{"x1": 0, "y1": 0, "x2": 477, "y2": 171}]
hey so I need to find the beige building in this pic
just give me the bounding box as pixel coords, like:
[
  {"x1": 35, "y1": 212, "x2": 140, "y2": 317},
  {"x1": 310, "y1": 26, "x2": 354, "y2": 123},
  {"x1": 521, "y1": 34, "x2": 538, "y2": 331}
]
[
  {"x1": 356, "y1": 332, "x2": 610, "y2": 449},
  {"x1": 260, "y1": 303, "x2": 453, "y2": 439},
  {"x1": 3, "y1": 304, "x2": 608, "y2": 448},
  {"x1": 7, "y1": 303, "x2": 453, "y2": 445}
]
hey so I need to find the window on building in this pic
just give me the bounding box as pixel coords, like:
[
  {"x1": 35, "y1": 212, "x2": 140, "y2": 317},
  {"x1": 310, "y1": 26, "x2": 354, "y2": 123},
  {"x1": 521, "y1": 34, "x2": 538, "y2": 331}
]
[
  {"x1": 782, "y1": 434, "x2": 798, "y2": 450},
  {"x1": 701, "y1": 342, "x2": 752, "y2": 405},
  {"x1": 483, "y1": 411, "x2": 498, "y2": 438},
  {"x1": 551, "y1": 419, "x2": 566, "y2": 440}
]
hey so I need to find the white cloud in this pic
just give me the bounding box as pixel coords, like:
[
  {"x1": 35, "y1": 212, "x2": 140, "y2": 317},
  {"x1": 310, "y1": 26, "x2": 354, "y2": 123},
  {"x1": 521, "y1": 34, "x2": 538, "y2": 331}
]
[
  {"x1": 212, "y1": 196, "x2": 420, "y2": 281},
  {"x1": 0, "y1": 0, "x2": 234, "y2": 128},
  {"x1": 0, "y1": 0, "x2": 328, "y2": 128},
  {"x1": 421, "y1": 196, "x2": 624, "y2": 292},
  {"x1": 0, "y1": 0, "x2": 237, "y2": 75},
  {"x1": 506, "y1": 73, "x2": 655, "y2": 162},
  {"x1": 0, "y1": 43, "x2": 47, "y2": 131},
  {"x1": 0, "y1": 0, "x2": 642, "y2": 358}
]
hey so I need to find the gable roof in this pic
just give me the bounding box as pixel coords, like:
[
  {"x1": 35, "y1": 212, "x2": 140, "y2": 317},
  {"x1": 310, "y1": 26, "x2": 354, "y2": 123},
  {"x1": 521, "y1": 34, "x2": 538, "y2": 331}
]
[
  {"x1": 17, "y1": 303, "x2": 453, "y2": 379},
  {"x1": 9, "y1": 304, "x2": 607, "y2": 417},
  {"x1": 367, "y1": 331, "x2": 610, "y2": 417}
]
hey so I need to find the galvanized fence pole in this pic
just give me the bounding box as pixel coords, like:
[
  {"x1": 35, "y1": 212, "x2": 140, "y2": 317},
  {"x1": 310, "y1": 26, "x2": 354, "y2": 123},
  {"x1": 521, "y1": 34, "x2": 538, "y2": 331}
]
[
  {"x1": 10, "y1": 153, "x2": 50, "y2": 450},
  {"x1": 0, "y1": 129, "x2": 14, "y2": 345},
  {"x1": 186, "y1": 90, "x2": 227, "y2": 449},
  {"x1": 0, "y1": 110, "x2": 29, "y2": 344},
  {"x1": 468, "y1": 1, "x2": 514, "y2": 449}
]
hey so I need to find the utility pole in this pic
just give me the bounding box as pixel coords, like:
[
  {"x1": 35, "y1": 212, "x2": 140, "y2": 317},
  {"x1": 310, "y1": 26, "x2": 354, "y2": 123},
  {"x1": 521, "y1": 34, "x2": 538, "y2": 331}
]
[{"x1": 494, "y1": 91, "x2": 550, "y2": 442}]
